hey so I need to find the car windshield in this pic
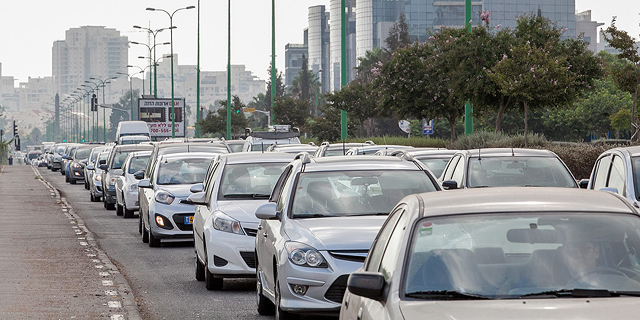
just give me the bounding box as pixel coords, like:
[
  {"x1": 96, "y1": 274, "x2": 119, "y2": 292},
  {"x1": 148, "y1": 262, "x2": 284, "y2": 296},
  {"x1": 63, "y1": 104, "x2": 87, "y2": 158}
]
[
  {"x1": 467, "y1": 157, "x2": 576, "y2": 188},
  {"x1": 291, "y1": 170, "x2": 437, "y2": 218},
  {"x1": 227, "y1": 144, "x2": 244, "y2": 153},
  {"x1": 90, "y1": 148, "x2": 105, "y2": 162},
  {"x1": 156, "y1": 158, "x2": 212, "y2": 185},
  {"x1": 251, "y1": 144, "x2": 270, "y2": 152},
  {"x1": 218, "y1": 163, "x2": 288, "y2": 200},
  {"x1": 55, "y1": 146, "x2": 65, "y2": 154},
  {"x1": 404, "y1": 213, "x2": 640, "y2": 300},
  {"x1": 111, "y1": 151, "x2": 133, "y2": 169},
  {"x1": 324, "y1": 148, "x2": 348, "y2": 157},
  {"x1": 632, "y1": 157, "x2": 640, "y2": 201},
  {"x1": 75, "y1": 148, "x2": 91, "y2": 160},
  {"x1": 418, "y1": 157, "x2": 450, "y2": 178},
  {"x1": 128, "y1": 156, "x2": 150, "y2": 174}
]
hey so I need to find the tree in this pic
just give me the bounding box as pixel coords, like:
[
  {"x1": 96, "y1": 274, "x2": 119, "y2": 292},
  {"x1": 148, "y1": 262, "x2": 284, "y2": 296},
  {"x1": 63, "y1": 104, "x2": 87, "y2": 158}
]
[
  {"x1": 288, "y1": 55, "x2": 317, "y2": 104},
  {"x1": 610, "y1": 108, "x2": 632, "y2": 139},
  {"x1": 264, "y1": 62, "x2": 286, "y2": 112},
  {"x1": 308, "y1": 103, "x2": 357, "y2": 142},
  {"x1": 107, "y1": 90, "x2": 137, "y2": 141},
  {"x1": 385, "y1": 13, "x2": 410, "y2": 52},
  {"x1": 326, "y1": 79, "x2": 379, "y2": 137},
  {"x1": 199, "y1": 95, "x2": 247, "y2": 137},
  {"x1": 354, "y1": 48, "x2": 389, "y2": 83},
  {"x1": 272, "y1": 96, "x2": 310, "y2": 129},
  {"x1": 604, "y1": 18, "x2": 640, "y2": 139}
]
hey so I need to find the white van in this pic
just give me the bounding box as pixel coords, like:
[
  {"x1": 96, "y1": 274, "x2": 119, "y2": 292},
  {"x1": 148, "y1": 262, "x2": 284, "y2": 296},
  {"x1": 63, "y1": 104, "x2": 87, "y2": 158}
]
[{"x1": 116, "y1": 121, "x2": 151, "y2": 142}]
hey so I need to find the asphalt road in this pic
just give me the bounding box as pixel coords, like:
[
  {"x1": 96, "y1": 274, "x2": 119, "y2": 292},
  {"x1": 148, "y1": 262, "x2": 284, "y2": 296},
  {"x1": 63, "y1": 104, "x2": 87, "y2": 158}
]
[{"x1": 39, "y1": 167, "x2": 269, "y2": 320}]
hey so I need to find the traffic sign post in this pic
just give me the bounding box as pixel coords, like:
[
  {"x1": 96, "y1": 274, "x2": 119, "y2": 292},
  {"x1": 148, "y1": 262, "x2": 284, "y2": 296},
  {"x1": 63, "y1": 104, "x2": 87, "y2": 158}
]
[{"x1": 422, "y1": 119, "x2": 434, "y2": 135}]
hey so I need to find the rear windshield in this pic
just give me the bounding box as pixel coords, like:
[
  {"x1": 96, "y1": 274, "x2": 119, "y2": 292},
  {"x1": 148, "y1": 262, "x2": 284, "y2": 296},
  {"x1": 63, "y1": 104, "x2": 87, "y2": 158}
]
[
  {"x1": 111, "y1": 151, "x2": 132, "y2": 169},
  {"x1": 75, "y1": 148, "x2": 92, "y2": 160},
  {"x1": 467, "y1": 156, "x2": 576, "y2": 188},
  {"x1": 156, "y1": 158, "x2": 212, "y2": 185},
  {"x1": 418, "y1": 157, "x2": 451, "y2": 178},
  {"x1": 128, "y1": 156, "x2": 150, "y2": 174}
]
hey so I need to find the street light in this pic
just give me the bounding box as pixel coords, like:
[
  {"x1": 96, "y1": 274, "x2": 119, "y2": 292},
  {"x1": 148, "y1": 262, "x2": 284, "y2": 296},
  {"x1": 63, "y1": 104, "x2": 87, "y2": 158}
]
[
  {"x1": 117, "y1": 71, "x2": 144, "y2": 121},
  {"x1": 89, "y1": 76, "x2": 117, "y2": 142},
  {"x1": 314, "y1": 70, "x2": 323, "y2": 117},
  {"x1": 130, "y1": 36, "x2": 171, "y2": 97},
  {"x1": 147, "y1": 5, "x2": 196, "y2": 138}
]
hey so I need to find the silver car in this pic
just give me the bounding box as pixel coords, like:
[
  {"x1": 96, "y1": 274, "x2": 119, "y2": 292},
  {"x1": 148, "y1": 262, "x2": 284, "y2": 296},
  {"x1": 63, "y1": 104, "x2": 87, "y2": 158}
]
[
  {"x1": 138, "y1": 153, "x2": 214, "y2": 247},
  {"x1": 88, "y1": 148, "x2": 112, "y2": 202},
  {"x1": 84, "y1": 146, "x2": 106, "y2": 190},
  {"x1": 115, "y1": 151, "x2": 151, "y2": 218},
  {"x1": 587, "y1": 146, "x2": 640, "y2": 206},
  {"x1": 254, "y1": 154, "x2": 440, "y2": 319},
  {"x1": 341, "y1": 188, "x2": 640, "y2": 320},
  {"x1": 189, "y1": 153, "x2": 295, "y2": 290}
]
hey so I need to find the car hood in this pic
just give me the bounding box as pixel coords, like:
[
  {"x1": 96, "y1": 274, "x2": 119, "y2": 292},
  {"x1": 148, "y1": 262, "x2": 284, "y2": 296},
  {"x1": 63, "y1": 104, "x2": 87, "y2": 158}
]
[
  {"x1": 398, "y1": 298, "x2": 640, "y2": 320},
  {"x1": 217, "y1": 200, "x2": 266, "y2": 223},
  {"x1": 285, "y1": 216, "x2": 387, "y2": 251}
]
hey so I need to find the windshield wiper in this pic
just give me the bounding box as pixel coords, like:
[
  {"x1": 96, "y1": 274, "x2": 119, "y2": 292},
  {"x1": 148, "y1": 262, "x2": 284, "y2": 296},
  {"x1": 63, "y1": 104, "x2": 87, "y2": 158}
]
[
  {"x1": 405, "y1": 290, "x2": 490, "y2": 300},
  {"x1": 519, "y1": 289, "x2": 640, "y2": 298},
  {"x1": 349, "y1": 212, "x2": 390, "y2": 216}
]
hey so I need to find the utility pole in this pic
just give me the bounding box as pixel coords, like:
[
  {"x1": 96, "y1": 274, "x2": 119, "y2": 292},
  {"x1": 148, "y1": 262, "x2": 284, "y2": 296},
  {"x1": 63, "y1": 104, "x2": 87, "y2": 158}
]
[
  {"x1": 340, "y1": 0, "x2": 347, "y2": 140},
  {"x1": 271, "y1": 0, "x2": 276, "y2": 125},
  {"x1": 464, "y1": 0, "x2": 473, "y2": 135}
]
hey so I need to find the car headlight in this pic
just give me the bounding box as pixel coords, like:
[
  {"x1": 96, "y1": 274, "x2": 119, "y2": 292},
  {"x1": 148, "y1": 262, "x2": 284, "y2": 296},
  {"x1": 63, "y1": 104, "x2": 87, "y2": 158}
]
[
  {"x1": 71, "y1": 163, "x2": 82, "y2": 169},
  {"x1": 95, "y1": 175, "x2": 102, "y2": 181},
  {"x1": 213, "y1": 211, "x2": 245, "y2": 235},
  {"x1": 285, "y1": 242, "x2": 328, "y2": 268},
  {"x1": 155, "y1": 190, "x2": 175, "y2": 205},
  {"x1": 109, "y1": 177, "x2": 118, "y2": 186},
  {"x1": 130, "y1": 184, "x2": 138, "y2": 193}
]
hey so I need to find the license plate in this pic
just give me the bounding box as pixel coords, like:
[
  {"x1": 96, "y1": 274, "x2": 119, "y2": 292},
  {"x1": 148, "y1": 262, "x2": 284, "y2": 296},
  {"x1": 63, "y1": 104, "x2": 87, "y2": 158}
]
[{"x1": 184, "y1": 216, "x2": 194, "y2": 225}]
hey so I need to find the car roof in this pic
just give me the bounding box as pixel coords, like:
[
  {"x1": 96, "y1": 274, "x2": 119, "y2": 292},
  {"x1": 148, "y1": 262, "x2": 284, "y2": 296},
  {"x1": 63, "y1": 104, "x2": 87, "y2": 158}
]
[
  {"x1": 220, "y1": 152, "x2": 296, "y2": 164},
  {"x1": 128, "y1": 150, "x2": 152, "y2": 157},
  {"x1": 406, "y1": 149, "x2": 458, "y2": 157},
  {"x1": 609, "y1": 146, "x2": 640, "y2": 157},
  {"x1": 112, "y1": 144, "x2": 154, "y2": 152},
  {"x1": 458, "y1": 148, "x2": 557, "y2": 157},
  {"x1": 414, "y1": 187, "x2": 636, "y2": 217},
  {"x1": 159, "y1": 152, "x2": 217, "y2": 161},
  {"x1": 303, "y1": 155, "x2": 423, "y2": 172}
]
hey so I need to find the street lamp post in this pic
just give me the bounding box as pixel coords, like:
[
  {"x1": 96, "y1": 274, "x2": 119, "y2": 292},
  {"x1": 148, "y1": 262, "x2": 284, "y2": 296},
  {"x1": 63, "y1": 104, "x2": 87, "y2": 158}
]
[
  {"x1": 227, "y1": 0, "x2": 231, "y2": 140},
  {"x1": 314, "y1": 70, "x2": 323, "y2": 117},
  {"x1": 82, "y1": 83, "x2": 99, "y2": 142},
  {"x1": 133, "y1": 26, "x2": 173, "y2": 98},
  {"x1": 117, "y1": 71, "x2": 143, "y2": 121},
  {"x1": 271, "y1": 0, "x2": 276, "y2": 124},
  {"x1": 196, "y1": 0, "x2": 201, "y2": 138},
  {"x1": 147, "y1": 5, "x2": 195, "y2": 138}
]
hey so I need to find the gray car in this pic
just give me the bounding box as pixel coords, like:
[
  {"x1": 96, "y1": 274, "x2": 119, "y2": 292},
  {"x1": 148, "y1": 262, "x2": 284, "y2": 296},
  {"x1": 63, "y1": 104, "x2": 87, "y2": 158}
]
[
  {"x1": 341, "y1": 188, "x2": 640, "y2": 320},
  {"x1": 254, "y1": 154, "x2": 440, "y2": 319},
  {"x1": 587, "y1": 146, "x2": 640, "y2": 206}
]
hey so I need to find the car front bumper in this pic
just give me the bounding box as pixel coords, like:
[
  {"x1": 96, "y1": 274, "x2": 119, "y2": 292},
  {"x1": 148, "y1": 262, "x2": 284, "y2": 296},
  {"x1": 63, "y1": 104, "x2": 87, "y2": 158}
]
[
  {"x1": 205, "y1": 222, "x2": 258, "y2": 277},
  {"x1": 149, "y1": 202, "x2": 195, "y2": 239}
]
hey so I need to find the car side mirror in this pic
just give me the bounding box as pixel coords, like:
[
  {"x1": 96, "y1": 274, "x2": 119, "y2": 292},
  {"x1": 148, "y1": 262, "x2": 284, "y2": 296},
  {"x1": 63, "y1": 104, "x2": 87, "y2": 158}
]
[
  {"x1": 80, "y1": 159, "x2": 87, "y2": 165},
  {"x1": 99, "y1": 164, "x2": 108, "y2": 171},
  {"x1": 255, "y1": 202, "x2": 278, "y2": 220},
  {"x1": 599, "y1": 187, "x2": 619, "y2": 194},
  {"x1": 99, "y1": 159, "x2": 106, "y2": 165},
  {"x1": 578, "y1": 179, "x2": 589, "y2": 189},
  {"x1": 442, "y1": 180, "x2": 458, "y2": 190},
  {"x1": 138, "y1": 179, "x2": 151, "y2": 189},
  {"x1": 347, "y1": 272, "x2": 385, "y2": 301},
  {"x1": 190, "y1": 183, "x2": 204, "y2": 193},
  {"x1": 134, "y1": 170, "x2": 145, "y2": 180},
  {"x1": 86, "y1": 165, "x2": 95, "y2": 171},
  {"x1": 62, "y1": 155, "x2": 68, "y2": 159},
  {"x1": 185, "y1": 192, "x2": 207, "y2": 205},
  {"x1": 113, "y1": 169, "x2": 124, "y2": 177}
]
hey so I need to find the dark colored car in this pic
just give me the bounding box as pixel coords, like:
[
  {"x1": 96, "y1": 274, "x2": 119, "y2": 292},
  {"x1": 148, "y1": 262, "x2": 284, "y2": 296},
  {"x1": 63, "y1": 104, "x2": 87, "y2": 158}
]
[{"x1": 67, "y1": 145, "x2": 94, "y2": 185}]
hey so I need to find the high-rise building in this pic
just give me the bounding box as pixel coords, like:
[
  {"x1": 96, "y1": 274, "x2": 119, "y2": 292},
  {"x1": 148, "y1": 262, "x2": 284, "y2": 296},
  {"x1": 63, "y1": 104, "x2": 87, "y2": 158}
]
[
  {"x1": 483, "y1": 0, "x2": 575, "y2": 36},
  {"x1": 576, "y1": 10, "x2": 604, "y2": 53},
  {"x1": 308, "y1": 5, "x2": 331, "y2": 94},
  {"x1": 52, "y1": 26, "x2": 128, "y2": 97},
  {"x1": 329, "y1": 0, "x2": 357, "y2": 91},
  {"x1": 284, "y1": 43, "x2": 309, "y2": 89}
]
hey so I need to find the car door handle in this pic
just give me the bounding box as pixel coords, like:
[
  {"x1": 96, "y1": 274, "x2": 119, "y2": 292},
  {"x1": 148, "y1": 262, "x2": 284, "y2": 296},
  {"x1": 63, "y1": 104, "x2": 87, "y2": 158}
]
[
  {"x1": 262, "y1": 232, "x2": 268, "y2": 238},
  {"x1": 258, "y1": 225, "x2": 263, "y2": 230}
]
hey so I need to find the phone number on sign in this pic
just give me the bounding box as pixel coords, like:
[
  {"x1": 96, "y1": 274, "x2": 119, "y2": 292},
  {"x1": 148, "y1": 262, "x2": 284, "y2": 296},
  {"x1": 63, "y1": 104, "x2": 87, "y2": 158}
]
[{"x1": 149, "y1": 128, "x2": 176, "y2": 134}]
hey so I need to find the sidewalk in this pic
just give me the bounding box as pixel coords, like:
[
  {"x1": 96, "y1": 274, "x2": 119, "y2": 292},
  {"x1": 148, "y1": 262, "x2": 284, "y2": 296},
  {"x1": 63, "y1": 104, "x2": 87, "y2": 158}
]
[{"x1": 0, "y1": 165, "x2": 139, "y2": 319}]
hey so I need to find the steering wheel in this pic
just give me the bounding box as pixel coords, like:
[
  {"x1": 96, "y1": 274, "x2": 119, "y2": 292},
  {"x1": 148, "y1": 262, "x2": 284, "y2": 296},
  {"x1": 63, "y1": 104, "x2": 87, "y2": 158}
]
[{"x1": 567, "y1": 267, "x2": 628, "y2": 286}]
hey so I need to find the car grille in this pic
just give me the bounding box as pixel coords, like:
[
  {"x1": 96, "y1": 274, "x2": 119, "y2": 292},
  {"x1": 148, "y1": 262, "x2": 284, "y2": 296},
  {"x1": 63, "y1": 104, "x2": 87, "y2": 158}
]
[
  {"x1": 240, "y1": 251, "x2": 256, "y2": 268},
  {"x1": 324, "y1": 274, "x2": 349, "y2": 303},
  {"x1": 214, "y1": 255, "x2": 228, "y2": 267},
  {"x1": 327, "y1": 250, "x2": 369, "y2": 263},
  {"x1": 171, "y1": 213, "x2": 194, "y2": 231},
  {"x1": 243, "y1": 227, "x2": 258, "y2": 237}
]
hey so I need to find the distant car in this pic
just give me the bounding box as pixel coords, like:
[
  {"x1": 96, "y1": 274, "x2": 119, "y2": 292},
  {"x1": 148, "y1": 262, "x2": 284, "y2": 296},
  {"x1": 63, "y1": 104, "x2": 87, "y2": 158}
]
[
  {"x1": 439, "y1": 148, "x2": 578, "y2": 190},
  {"x1": 67, "y1": 145, "x2": 93, "y2": 185},
  {"x1": 84, "y1": 146, "x2": 106, "y2": 190},
  {"x1": 243, "y1": 127, "x2": 301, "y2": 152},
  {"x1": 189, "y1": 152, "x2": 295, "y2": 290},
  {"x1": 587, "y1": 146, "x2": 640, "y2": 206},
  {"x1": 223, "y1": 139, "x2": 246, "y2": 153},
  {"x1": 61, "y1": 144, "x2": 79, "y2": 177},
  {"x1": 118, "y1": 135, "x2": 150, "y2": 145},
  {"x1": 313, "y1": 142, "x2": 376, "y2": 157},
  {"x1": 88, "y1": 148, "x2": 112, "y2": 202},
  {"x1": 50, "y1": 143, "x2": 72, "y2": 172},
  {"x1": 115, "y1": 151, "x2": 152, "y2": 218},
  {"x1": 138, "y1": 153, "x2": 214, "y2": 247},
  {"x1": 345, "y1": 145, "x2": 413, "y2": 156},
  {"x1": 387, "y1": 149, "x2": 457, "y2": 178},
  {"x1": 266, "y1": 143, "x2": 319, "y2": 154},
  {"x1": 101, "y1": 144, "x2": 154, "y2": 211},
  {"x1": 115, "y1": 121, "x2": 151, "y2": 142},
  {"x1": 340, "y1": 188, "x2": 640, "y2": 320},
  {"x1": 254, "y1": 154, "x2": 440, "y2": 318}
]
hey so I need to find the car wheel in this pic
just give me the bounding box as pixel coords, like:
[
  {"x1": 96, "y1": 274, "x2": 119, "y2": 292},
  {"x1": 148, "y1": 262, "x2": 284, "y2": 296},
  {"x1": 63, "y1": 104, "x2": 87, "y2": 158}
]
[
  {"x1": 256, "y1": 262, "x2": 275, "y2": 315},
  {"x1": 195, "y1": 254, "x2": 205, "y2": 282},
  {"x1": 275, "y1": 279, "x2": 299, "y2": 320},
  {"x1": 61, "y1": 170, "x2": 65, "y2": 176},
  {"x1": 148, "y1": 229, "x2": 161, "y2": 247},
  {"x1": 106, "y1": 201, "x2": 116, "y2": 211},
  {"x1": 65, "y1": 174, "x2": 69, "y2": 182},
  {"x1": 90, "y1": 192, "x2": 95, "y2": 202},
  {"x1": 69, "y1": 178, "x2": 76, "y2": 185},
  {"x1": 116, "y1": 203, "x2": 123, "y2": 216},
  {"x1": 204, "y1": 254, "x2": 223, "y2": 290},
  {"x1": 142, "y1": 221, "x2": 149, "y2": 243},
  {"x1": 84, "y1": 181, "x2": 89, "y2": 190},
  {"x1": 124, "y1": 207, "x2": 134, "y2": 219},
  {"x1": 103, "y1": 198, "x2": 108, "y2": 209},
  {"x1": 138, "y1": 213, "x2": 143, "y2": 235}
]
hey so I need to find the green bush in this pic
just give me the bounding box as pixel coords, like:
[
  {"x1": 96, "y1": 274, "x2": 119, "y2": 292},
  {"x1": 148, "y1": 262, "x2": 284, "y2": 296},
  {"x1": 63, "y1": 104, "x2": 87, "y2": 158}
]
[
  {"x1": 302, "y1": 136, "x2": 447, "y2": 148},
  {"x1": 452, "y1": 131, "x2": 548, "y2": 149}
]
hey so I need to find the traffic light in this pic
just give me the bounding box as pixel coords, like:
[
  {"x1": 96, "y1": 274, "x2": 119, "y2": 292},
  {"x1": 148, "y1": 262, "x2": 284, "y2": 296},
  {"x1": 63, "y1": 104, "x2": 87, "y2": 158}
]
[
  {"x1": 15, "y1": 137, "x2": 20, "y2": 151},
  {"x1": 236, "y1": 109, "x2": 240, "y2": 114},
  {"x1": 62, "y1": 139, "x2": 66, "y2": 142},
  {"x1": 91, "y1": 94, "x2": 98, "y2": 111},
  {"x1": 12, "y1": 120, "x2": 16, "y2": 138}
]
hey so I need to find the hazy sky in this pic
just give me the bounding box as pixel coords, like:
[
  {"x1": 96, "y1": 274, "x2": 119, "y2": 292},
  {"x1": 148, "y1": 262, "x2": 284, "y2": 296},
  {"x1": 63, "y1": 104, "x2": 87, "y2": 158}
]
[{"x1": 0, "y1": 0, "x2": 637, "y2": 85}]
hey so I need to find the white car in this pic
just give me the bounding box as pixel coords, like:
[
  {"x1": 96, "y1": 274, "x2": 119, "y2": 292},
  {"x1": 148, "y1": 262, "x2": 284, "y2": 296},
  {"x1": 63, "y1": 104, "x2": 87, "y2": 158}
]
[
  {"x1": 115, "y1": 151, "x2": 151, "y2": 218},
  {"x1": 188, "y1": 153, "x2": 295, "y2": 290},
  {"x1": 340, "y1": 188, "x2": 640, "y2": 320}
]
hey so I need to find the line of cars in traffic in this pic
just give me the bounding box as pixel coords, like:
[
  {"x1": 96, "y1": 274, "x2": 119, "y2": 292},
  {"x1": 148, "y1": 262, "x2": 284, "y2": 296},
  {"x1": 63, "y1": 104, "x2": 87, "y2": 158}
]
[{"x1": 37, "y1": 136, "x2": 640, "y2": 319}]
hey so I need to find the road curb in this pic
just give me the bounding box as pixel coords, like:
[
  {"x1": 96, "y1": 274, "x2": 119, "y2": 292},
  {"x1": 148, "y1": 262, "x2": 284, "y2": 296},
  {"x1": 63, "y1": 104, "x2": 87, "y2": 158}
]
[{"x1": 32, "y1": 165, "x2": 142, "y2": 320}]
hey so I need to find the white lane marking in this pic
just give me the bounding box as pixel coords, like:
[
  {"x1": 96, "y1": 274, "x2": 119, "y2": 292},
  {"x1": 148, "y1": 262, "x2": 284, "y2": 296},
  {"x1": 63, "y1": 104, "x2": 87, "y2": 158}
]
[
  {"x1": 92, "y1": 259, "x2": 101, "y2": 263},
  {"x1": 79, "y1": 242, "x2": 88, "y2": 246},
  {"x1": 102, "y1": 280, "x2": 114, "y2": 286},
  {"x1": 108, "y1": 301, "x2": 121, "y2": 308},
  {"x1": 95, "y1": 265, "x2": 104, "y2": 269},
  {"x1": 105, "y1": 290, "x2": 118, "y2": 296},
  {"x1": 87, "y1": 254, "x2": 96, "y2": 257},
  {"x1": 99, "y1": 272, "x2": 110, "y2": 277},
  {"x1": 110, "y1": 315, "x2": 124, "y2": 320}
]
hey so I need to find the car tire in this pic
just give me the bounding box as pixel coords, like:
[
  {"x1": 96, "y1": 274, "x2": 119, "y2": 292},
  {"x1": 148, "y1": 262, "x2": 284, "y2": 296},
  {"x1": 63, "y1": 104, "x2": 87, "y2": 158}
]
[
  {"x1": 106, "y1": 201, "x2": 116, "y2": 211},
  {"x1": 116, "y1": 203, "x2": 123, "y2": 216},
  {"x1": 142, "y1": 222, "x2": 149, "y2": 243},
  {"x1": 256, "y1": 263, "x2": 275, "y2": 315},
  {"x1": 70, "y1": 178, "x2": 76, "y2": 185},
  {"x1": 195, "y1": 255, "x2": 205, "y2": 282},
  {"x1": 85, "y1": 181, "x2": 89, "y2": 190},
  {"x1": 148, "y1": 229, "x2": 161, "y2": 247},
  {"x1": 138, "y1": 214, "x2": 143, "y2": 235},
  {"x1": 61, "y1": 170, "x2": 65, "y2": 176},
  {"x1": 275, "y1": 279, "x2": 299, "y2": 320},
  {"x1": 90, "y1": 192, "x2": 95, "y2": 202},
  {"x1": 204, "y1": 255, "x2": 223, "y2": 290},
  {"x1": 124, "y1": 207, "x2": 134, "y2": 219},
  {"x1": 65, "y1": 174, "x2": 69, "y2": 182}
]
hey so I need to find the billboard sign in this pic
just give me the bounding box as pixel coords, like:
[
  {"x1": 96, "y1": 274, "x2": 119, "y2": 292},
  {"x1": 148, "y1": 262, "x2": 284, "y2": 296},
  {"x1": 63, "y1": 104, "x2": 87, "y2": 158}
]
[{"x1": 139, "y1": 98, "x2": 186, "y2": 137}]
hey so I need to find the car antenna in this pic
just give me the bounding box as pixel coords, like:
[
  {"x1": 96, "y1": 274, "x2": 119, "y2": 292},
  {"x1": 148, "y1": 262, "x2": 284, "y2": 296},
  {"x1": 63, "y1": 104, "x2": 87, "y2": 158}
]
[
  {"x1": 261, "y1": 142, "x2": 264, "y2": 154},
  {"x1": 342, "y1": 139, "x2": 346, "y2": 155},
  {"x1": 478, "y1": 148, "x2": 481, "y2": 161},
  {"x1": 511, "y1": 147, "x2": 515, "y2": 156}
]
